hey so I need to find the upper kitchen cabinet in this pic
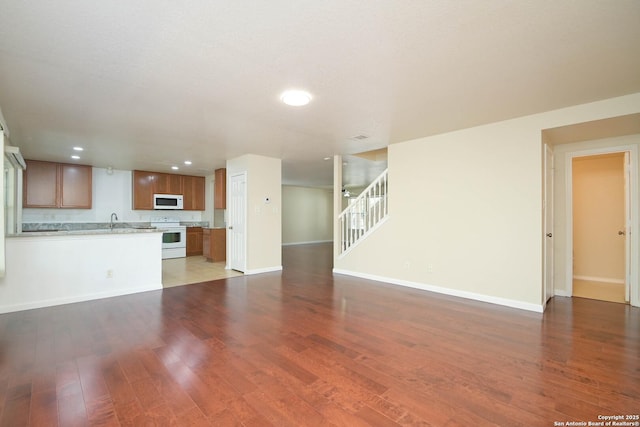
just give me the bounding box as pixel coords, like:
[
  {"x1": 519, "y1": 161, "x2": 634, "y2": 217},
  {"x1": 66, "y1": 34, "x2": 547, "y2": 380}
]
[
  {"x1": 23, "y1": 160, "x2": 92, "y2": 209},
  {"x1": 183, "y1": 175, "x2": 205, "y2": 210},
  {"x1": 155, "y1": 173, "x2": 183, "y2": 195},
  {"x1": 132, "y1": 170, "x2": 157, "y2": 210},
  {"x1": 132, "y1": 170, "x2": 205, "y2": 210},
  {"x1": 23, "y1": 160, "x2": 57, "y2": 207},
  {"x1": 214, "y1": 168, "x2": 226, "y2": 209}
]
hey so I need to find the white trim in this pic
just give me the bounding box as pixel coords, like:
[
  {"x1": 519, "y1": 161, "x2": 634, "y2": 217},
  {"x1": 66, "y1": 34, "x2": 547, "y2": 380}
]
[
  {"x1": 573, "y1": 275, "x2": 625, "y2": 284},
  {"x1": 282, "y1": 240, "x2": 332, "y2": 247},
  {"x1": 565, "y1": 144, "x2": 639, "y2": 307},
  {"x1": 543, "y1": 143, "x2": 554, "y2": 309},
  {"x1": 0, "y1": 284, "x2": 162, "y2": 315},
  {"x1": 332, "y1": 268, "x2": 543, "y2": 313},
  {"x1": 244, "y1": 265, "x2": 283, "y2": 275},
  {"x1": 0, "y1": 105, "x2": 9, "y2": 137},
  {"x1": 553, "y1": 290, "x2": 571, "y2": 297}
]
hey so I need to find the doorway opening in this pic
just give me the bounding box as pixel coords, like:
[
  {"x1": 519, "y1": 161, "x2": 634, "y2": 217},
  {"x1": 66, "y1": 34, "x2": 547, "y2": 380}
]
[
  {"x1": 571, "y1": 152, "x2": 628, "y2": 304},
  {"x1": 564, "y1": 145, "x2": 638, "y2": 305}
]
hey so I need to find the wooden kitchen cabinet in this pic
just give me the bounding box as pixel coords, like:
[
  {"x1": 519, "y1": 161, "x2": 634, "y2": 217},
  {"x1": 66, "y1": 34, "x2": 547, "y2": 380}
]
[
  {"x1": 23, "y1": 160, "x2": 58, "y2": 207},
  {"x1": 186, "y1": 227, "x2": 203, "y2": 256},
  {"x1": 203, "y1": 228, "x2": 211, "y2": 259},
  {"x1": 203, "y1": 228, "x2": 226, "y2": 262},
  {"x1": 132, "y1": 170, "x2": 205, "y2": 210},
  {"x1": 60, "y1": 164, "x2": 93, "y2": 208},
  {"x1": 155, "y1": 173, "x2": 183, "y2": 195},
  {"x1": 183, "y1": 175, "x2": 205, "y2": 211},
  {"x1": 132, "y1": 170, "x2": 157, "y2": 210},
  {"x1": 24, "y1": 160, "x2": 92, "y2": 209},
  {"x1": 214, "y1": 168, "x2": 226, "y2": 209}
]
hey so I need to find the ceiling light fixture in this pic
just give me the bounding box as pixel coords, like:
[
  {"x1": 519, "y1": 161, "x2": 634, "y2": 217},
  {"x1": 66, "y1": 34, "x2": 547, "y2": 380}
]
[
  {"x1": 280, "y1": 90, "x2": 312, "y2": 107},
  {"x1": 171, "y1": 166, "x2": 179, "y2": 170},
  {"x1": 71, "y1": 155, "x2": 80, "y2": 160},
  {"x1": 184, "y1": 160, "x2": 192, "y2": 165},
  {"x1": 73, "y1": 146, "x2": 84, "y2": 151}
]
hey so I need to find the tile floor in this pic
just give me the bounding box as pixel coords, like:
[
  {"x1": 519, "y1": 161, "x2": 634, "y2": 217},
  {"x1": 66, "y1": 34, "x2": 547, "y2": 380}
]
[{"x1": 162, "y1": 256, "x2": 242, "y2": 288}]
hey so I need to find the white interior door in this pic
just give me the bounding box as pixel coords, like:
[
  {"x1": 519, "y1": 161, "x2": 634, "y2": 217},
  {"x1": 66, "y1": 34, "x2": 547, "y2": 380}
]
[
  {"x1": 543, "y1": 144, "x2": 554, "y2": 306},
  {"x1": 229, "y1": 172, "x2": 246, "y2": 272}
]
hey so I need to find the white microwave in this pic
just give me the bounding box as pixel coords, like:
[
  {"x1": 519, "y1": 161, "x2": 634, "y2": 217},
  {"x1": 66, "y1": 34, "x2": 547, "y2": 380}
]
[{"x1": 153, "y1": 194, "x2": 183, "y2": 210}]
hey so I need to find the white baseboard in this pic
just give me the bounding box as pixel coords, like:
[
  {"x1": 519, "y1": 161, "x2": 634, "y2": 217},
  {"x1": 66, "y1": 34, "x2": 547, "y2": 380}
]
[
  {"x1": 332, "y1": 268, "x2": 543, "y2": 313},
  {"x1": 282, "y1": 240, "x2": 332, "y2": 246},
  {"x1": 553, "y1": 289, "x2": 571, "y2": 297},
  {"x1": 244, "y1": 266, "x2": 283, "y2": 275},
  {"x1": 573, "y1": 275, "x2": 625, "y2": 284},
  {"x1": 0, "y1": 283, "x2": 163, "y2": 315}
]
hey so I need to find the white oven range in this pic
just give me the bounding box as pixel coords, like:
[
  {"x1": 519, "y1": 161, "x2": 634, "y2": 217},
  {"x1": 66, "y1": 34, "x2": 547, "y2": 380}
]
[{"x1": 151, "y1": 217, "x2": 186, "y2": 259}]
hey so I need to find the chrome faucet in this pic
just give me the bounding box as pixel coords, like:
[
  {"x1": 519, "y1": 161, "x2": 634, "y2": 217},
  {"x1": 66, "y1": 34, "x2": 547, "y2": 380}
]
[{"x1": 110, "y1": 212, "x2": 118, "y2": 230}]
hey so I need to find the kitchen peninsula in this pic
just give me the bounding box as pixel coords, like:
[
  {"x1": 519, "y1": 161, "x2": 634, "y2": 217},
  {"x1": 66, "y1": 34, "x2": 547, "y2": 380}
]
[{"x1": 0, "y1": 227, "x2": 163, "y2": 314}]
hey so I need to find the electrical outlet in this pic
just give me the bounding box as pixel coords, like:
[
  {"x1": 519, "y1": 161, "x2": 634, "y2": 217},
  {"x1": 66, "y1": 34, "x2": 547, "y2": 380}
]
[
  {"x1": 427, "y1": 264, "x2": 434, "y2": 273},
  {"x1": 107, "y1": 269, "x2": 113, "y2": 278}
]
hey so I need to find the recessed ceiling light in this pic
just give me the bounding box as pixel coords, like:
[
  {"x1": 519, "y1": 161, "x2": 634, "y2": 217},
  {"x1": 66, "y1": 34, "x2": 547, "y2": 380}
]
[
  {"x1": 71, "y1": 155, "x2": 80, "y2": 160},
  {"x1": 280, "y1": 89, "x2": 312, "y2": 107},
  {"x1": 73, "y1": 146, "x2": 84, "y2": 151},
  {"x1": 171, "y1": 166, "x2": 179, "y2": 170},
  {"x1": 184, "y1": 160, "x2": 192, "y2": 165},
  {"x1": 323, "y1": 157, "x2": 331, "y2": 161}
]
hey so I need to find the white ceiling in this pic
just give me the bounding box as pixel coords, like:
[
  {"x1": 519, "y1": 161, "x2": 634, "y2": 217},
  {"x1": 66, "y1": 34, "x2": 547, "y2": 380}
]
[{"x1": 1, "y1": 1, "x2": 639, "y2": 187}]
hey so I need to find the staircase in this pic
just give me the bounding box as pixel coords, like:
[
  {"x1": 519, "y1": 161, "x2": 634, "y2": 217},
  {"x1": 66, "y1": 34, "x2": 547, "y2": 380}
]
[{"x1": 338, "y1": 169, "x2": 389, "y2": 256}]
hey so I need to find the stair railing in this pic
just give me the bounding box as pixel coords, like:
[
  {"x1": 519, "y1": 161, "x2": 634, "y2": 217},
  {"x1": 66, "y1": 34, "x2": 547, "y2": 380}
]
[{"x1": 338, "y1": 168, "x2": 388, "y2": 256}]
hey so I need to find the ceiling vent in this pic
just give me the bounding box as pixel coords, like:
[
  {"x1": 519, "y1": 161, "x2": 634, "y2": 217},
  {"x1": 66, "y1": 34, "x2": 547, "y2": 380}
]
[{"x1": 350, "y1": 134, "x2": 369, "y2": 141}]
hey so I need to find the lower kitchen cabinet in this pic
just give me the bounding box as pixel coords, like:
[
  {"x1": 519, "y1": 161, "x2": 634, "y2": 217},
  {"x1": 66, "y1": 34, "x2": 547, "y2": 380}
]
[
  {"x1": 186, "y1": 227, "x2": 203, "y2": 256},
  {"x1": 203, "y1": 228, "x2": 226, "y2": 262}
]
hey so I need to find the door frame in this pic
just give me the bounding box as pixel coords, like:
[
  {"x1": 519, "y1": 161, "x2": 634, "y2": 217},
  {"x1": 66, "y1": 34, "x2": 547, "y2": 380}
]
[
  {"x1": 564, "y1": 144, "x2": 638, "y2": 306},
  {"x1": 543, "y1": 143, "x2": 554, "y2": 308}
]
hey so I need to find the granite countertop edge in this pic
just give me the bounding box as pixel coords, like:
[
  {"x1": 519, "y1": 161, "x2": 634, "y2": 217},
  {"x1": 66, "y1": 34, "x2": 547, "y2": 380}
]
[{"x1": 8, "y1": 228, "x2": 165, "y2": 238}]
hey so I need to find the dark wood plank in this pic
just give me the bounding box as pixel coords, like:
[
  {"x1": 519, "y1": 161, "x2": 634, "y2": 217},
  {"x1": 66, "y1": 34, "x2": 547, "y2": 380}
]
[
  {"x1": 29, "y1": 389, "x2": 58, "y2": 427},
  {"x1": 0, "y1": 383, "x2": 31, "y2": 427},
  {"x1": 0, "y1": 243, "x2": 638, "y2": 425},
  {"x1": 56, "y1": 361, "x2": 87, "y2": 427}
]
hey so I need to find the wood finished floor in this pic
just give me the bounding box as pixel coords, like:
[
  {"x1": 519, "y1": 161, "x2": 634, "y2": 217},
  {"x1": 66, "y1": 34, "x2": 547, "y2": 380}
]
[{"x1": 1, "y1": 243, "x2": 638, "y2": 426}]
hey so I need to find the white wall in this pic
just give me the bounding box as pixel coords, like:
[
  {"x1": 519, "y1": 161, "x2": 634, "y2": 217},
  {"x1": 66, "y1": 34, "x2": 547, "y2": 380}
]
[
  {"x1": 22, "y1": 167, "x2": 204, "y2": 224},
  {"x1": 335, "y1": 93, "x2": 640, "y2": 312},
  {"x1": 0, "y1": 232, "x2": 163, "y2": 313},
  {"x1": 282, "y1": 185, "x2": 333, "y2": 245},
  {"x1": 0, "y1": 132, "x2": 5, "y2": 277},
  {"x1": 227, "y1": 154, "x2": 282, "y2": 274}
]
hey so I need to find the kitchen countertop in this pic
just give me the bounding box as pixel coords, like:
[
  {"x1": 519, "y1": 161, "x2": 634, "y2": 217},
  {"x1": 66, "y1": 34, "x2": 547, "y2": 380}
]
[
  {"x1": 8, "y1": 227, "x2": 163, "y2": 238},
  {"x1": 181, "y1": 221, "x2": 210, "y2": 228}
]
